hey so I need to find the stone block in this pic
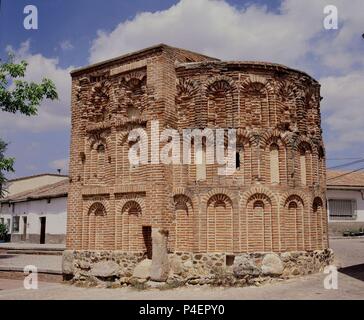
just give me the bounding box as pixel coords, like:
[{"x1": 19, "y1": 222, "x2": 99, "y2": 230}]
[
  {"x1": 62, "y1": 250, "x2": 74, "y2": 275},
  {"x1": 133, "y1": 259, "x2": 152, "y2": 279},
  {"x1": 169, "y1": 256, "x2": 183, "y2": 275},
  {"x1": 261, "y1": 253, "x2": 284, "y2": 275},
  {"x1": 150, "y1": 228, "x2": 169, "y2": 282},
  {"x1": 233, "y1": 255, "x2": 261, "y2": 277},
  {"x1": 90, "y1": 260, "x2": 120, "y2": 278}
]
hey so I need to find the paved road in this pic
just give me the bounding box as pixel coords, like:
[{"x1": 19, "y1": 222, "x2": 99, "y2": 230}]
[
  {"x1": 330, "y1": 238, "x2": 364, "y2": 267},
  {"x1": 0, "y1": 253, "x2": 62, "y2": 272},
  {"x1": 0, "y1": 238, "x2": 362, "y2": 300}
]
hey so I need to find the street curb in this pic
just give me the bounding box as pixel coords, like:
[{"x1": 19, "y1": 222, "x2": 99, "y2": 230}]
[{"x1": 0, "y1": 266, "x2": 62, "y2": 274}]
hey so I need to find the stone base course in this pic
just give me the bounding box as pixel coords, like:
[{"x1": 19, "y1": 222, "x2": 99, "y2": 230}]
[{"x1": 63, "y1": 249, "x2": 334, "y2": 288}]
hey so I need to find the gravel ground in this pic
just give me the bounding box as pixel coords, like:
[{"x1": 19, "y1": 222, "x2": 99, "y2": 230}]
[{"x1": 0, "y1": 238, "x2": 362, "y2": 300}]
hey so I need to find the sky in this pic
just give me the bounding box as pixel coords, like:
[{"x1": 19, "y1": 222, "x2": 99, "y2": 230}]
[{"x1": 0, "y1": 0, "x2": 363, "y2": 178}]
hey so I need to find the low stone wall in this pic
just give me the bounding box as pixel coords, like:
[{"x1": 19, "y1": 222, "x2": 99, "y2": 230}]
[
  {"x1": 63, "y1": 249, "x2": 334, "y2": 287},
  {"x1": 167, "y1": 249, "x2": 334, "y2": 286},
  {"x1": 63, "y1": 250, "x2": 145, "y2": 285}
]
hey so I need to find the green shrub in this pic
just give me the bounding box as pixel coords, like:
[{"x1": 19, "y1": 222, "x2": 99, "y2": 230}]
[{"x1": 0, "y1": 223, "x2": 8, "y2": 241}]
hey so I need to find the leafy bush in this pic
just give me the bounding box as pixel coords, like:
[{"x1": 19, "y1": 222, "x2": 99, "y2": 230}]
[{"x1": 0, "y1": 223, "x2": 8, "y2": 241}]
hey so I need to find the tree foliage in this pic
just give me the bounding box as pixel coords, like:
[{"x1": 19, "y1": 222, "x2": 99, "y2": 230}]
[{"x1": 0, "y1": 53, "x2": 58, "y2": 196}]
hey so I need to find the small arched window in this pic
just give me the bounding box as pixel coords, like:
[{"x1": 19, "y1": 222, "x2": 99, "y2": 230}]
[
  {"x1": 196, "y1": 143, "x2": 206, "y2": 181},
  {"x1": 96, "y1": 144, "x2": 106, "y2": 180},
  {"x1": 127, "y1": 106, "x2": 141, "y2": 120},
  {"x1": 97, "y1": 144, "x2": 105, "y2": 153},
  {"x1": 214, "y1": 200, "x2": 226, "y2": 208},
  {"x1": 300, "y1": 149, "x2": 307, "y2": 186},
  {"x1": 253, "y1": 200, "x2": 265, "y2": 214},
  {"x1": 288, "y1": 202, "x2": 298, "y2": 210},
  {"x1": 236, "y1": 151, "x2": 241, "y2": 169},
  {"x1": 269, "y1": 143, "x2": 280, "y2": 184},
  {"x1": 318, "y1": 146, "x2": 325, "y2": 184}
]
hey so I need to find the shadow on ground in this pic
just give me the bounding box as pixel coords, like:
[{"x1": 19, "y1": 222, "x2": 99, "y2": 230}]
[{"x1": 339, "y1": 263, "x2": 364, "y2": 282}]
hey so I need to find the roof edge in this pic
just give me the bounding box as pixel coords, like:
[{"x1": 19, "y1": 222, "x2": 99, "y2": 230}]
[
  {"x1": 70, "y1": 43, "x2": 218, "y2": 77},
  {"x1": 176, "y1": 60, "x2": 319, "y2": 84},
  {"x1": 1, "y1": 193, "x2": 68, "y2": 204},
  {"x1": 7, "y1": 173, "x2": 69, "y2": 183},
  {"x1": 327, "y1": 185, "x2": 364, "y2": 190}
]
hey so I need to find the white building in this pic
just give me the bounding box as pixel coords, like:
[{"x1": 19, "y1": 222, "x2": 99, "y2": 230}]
[
  {"x1": 0, "y1": 175, "x2": 68, "y2": 244},
  {"x1": 327, "y1": 170, "x2": 364, "y2": 236}
]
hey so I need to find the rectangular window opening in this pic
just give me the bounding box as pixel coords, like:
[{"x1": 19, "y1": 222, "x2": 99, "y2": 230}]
[{"x1": 328, "y1": 199, "x2": 356, "y2": 220}]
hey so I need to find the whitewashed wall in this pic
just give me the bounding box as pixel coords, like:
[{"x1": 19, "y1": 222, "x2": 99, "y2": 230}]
[
  {"x1": 327, "y1": 189, "x2": 364, "y2": 222},
  {"x1": 327, "y1": 189, "x2": 364, "y2": 236},
  {"x1": 0, "y1": 196, "x2": 67, "y2": 243}
]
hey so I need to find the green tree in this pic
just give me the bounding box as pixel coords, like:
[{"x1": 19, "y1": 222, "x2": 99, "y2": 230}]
[{"x1": 0, "y1": 53, "x2": 58, "y2": 196}]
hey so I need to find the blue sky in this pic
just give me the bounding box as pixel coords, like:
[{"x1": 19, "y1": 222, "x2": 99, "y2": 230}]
[{"x1": 0, "y1": 0, "x2": 363, "y2": 178}]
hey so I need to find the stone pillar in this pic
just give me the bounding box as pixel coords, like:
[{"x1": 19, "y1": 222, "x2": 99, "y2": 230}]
[{"x1": 150, "y1": 228, "x2": 169, "y2": 282}]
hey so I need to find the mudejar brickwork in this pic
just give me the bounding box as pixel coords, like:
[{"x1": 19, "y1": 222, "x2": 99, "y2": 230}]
[{"x1": 63, "y1": 44, "x2": 333, "y2": 286}]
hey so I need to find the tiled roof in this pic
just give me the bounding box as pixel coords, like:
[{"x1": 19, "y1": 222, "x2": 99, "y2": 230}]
[
  {"x1": 1, "y1": 179, "x2": 69, "y2": 203},
  {"x1": 8, "y1": 173, "x2": 68, "y2": 182},
  {"x1": 327, "y1": 170, "x2": 364, "y2": 188}
]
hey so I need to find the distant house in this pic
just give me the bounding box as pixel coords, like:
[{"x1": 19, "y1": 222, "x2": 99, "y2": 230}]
[
  {"x1": 327, "y1": 170, "x2": 364, "y2": 236},
  {"x1": 0, "y1": 174, "x2": 68, "y2": 244},
  {"x1": 1, "y1": 173, "x2": 68, "y2": 197}
]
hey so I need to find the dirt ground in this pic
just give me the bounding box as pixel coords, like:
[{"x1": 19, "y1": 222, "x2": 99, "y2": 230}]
[{"x1": 0, "y1": 238, "x2": 363, "y2": 300}]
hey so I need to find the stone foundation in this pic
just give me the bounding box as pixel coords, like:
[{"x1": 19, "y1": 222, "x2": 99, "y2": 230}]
[{"x1": 63, "y1": 249, "x2": 334, "y2": 287}]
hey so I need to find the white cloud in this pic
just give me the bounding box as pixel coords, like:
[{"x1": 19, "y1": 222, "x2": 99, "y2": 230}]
[
  {"x1": 60, "y1": 40, "x2": 74, "y2": 51},
  {"x1": 321, "y1": 72, "x2": 364, "y2": 151},
  {"x1": 49, "y1": 157, "x2": 69, "y2": 173},
  {"x1": 89, "y1": 0, "x2": 364, "y2": 156},
  {"x1": 89, "y1": 0, "x2": 362, "y2": 70},
  {"x1": 89, "y1": 0, "x2": 324, "y2": 67},
  {"x1": 1, "y1": 40, "x2": 73, "y2": 133}
]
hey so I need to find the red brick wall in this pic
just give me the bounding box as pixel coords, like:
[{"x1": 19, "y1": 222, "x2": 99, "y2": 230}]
[{"x1": 67, "y1": 45, "x2": 328, "y2": 254}]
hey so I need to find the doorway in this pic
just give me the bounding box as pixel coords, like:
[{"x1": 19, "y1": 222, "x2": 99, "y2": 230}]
[
  {"x1": 142, "y1": 226, "x2": 152, "y2": 259},
  {"x1": 40, "y1": 217, "x2": 46, "y2": 244},
  {"x1": 21, "y1": 216, "x2": 27, "y2": 241}
]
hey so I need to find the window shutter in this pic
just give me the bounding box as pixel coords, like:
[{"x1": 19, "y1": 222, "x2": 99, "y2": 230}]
[{"x1": 328, "y1": 199, "x2": 356, "y2": 220}]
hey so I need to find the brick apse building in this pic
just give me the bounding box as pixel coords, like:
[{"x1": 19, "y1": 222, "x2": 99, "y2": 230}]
[{"x1": 63, "y1": 44, "x2": 333, "y2": 286}]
